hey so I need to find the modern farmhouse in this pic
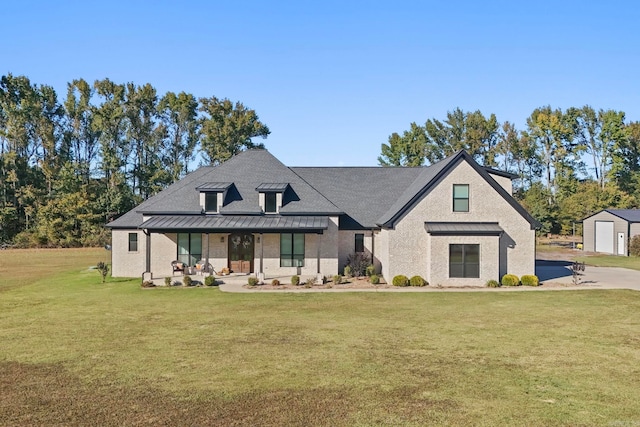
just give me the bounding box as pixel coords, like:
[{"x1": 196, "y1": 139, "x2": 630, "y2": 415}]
[{"x1": 106, "y1": 149, "x2": 539, "y2": 286}]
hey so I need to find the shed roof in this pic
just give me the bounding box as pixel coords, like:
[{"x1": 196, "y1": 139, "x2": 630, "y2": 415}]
[
  {"x1": 605, "y1": 209, "x2": 640, "y2": 222},
  {"x1": 581, "y1": 209, "x2": 640, "y2": 223}
]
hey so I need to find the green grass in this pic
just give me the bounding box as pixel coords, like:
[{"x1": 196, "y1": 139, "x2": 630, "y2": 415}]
[
  {"x1": 576, "y1": 253, "x2": 640, "y2": 271},
  {"x1": 1, "y1": 249, "x2": 640, "y2": 426}
]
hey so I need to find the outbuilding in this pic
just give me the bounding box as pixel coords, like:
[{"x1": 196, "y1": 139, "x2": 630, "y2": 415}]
[{"x1": 582, "y1": 209, "x2": 640, "y2": 256}]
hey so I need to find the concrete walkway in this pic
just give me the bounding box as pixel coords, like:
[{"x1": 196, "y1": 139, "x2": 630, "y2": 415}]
[{"x1": 217, "y1": 262, "x2": 640, "y2": 293}]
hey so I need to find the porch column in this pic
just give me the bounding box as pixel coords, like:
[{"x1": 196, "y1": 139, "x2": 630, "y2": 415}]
[
  {"x1": 145, "y1": 230, "x2": 151, "y2": 272},
  {"x1": 143, "y1": 229, "x2": 151, "y2": 281},
  {"x1": 259, "y1": 232, "x2": 264, "y2": 274},
  {"x1": 205, "y1": 233, "x2": 210, "y2": 269},
  {"x1": 316, "y1": 232, "x2": 321, "y2": 274}
]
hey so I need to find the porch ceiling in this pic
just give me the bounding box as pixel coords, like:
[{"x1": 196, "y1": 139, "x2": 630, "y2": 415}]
[{"x1": 139, "y1": 215, "x2": 329, "y2": 233}]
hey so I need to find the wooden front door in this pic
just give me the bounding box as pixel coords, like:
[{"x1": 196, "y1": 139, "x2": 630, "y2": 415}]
[{"x1": 228, "y1": 233, "x2": 254, "y2": 273}]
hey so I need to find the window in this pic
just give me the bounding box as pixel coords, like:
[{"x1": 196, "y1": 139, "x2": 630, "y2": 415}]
[
  {"x1": 453, "y1": 184, "x2": 469, "y2": 212},
  {"x1": 265, "y1": 192, "x2": 277, "y2": 213},
  {"x1": 449, "y1": 244, "x2": 479, "y2": 278},
  {"x1": 205, "y1": 192, "x2": 218, "y2": 212},
  {"x1": 280, "y1": 233, "x2": 305, "y2": 267},
  {"x1": 177, "y1": 233, "x2": 202, "y2": 266},
  {"x1": 355, "y1": 233, "x2": 364, "y2": 253},
  {"x1": 128, "y1": 233, "x2": 138, "y2": 252}
]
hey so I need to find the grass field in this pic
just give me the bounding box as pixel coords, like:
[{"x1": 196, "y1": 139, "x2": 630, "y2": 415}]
[
  {"x1": 576, "y1": 253, "x2": 640, "y2": 271},
  {"x1": 1, "y1": 249, "x2": 640, "y2": 426}
]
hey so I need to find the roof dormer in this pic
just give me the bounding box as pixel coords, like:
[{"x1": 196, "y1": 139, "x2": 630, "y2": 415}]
[
  {"x1": 196, "y1": 182, "x2": 233, "y2": 213},
  {"x1": 256, "y1": 183, "x2": 289, "y2": 214}
]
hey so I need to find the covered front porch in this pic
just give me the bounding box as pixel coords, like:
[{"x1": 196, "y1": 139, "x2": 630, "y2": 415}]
[{"x1": 138, "y1": 214, "x2": 339, "y2": 283}]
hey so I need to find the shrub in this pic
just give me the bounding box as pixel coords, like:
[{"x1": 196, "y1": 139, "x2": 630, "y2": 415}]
[
  {"x1": 345, "y1": 252, "x2": 371, "y2": 277},
  {"x1": 366, "y1": 265, "x2": 376, "y2": 277},
  {"x1": 343, "y1": 266, "x2": 352, "y2": 278},
  {"x1": 520, "y1": 274, "x2": 540, "y2": 286},
  {"x1": 96, "y1": 261, "x2": 109, "y2": 283},
  {"x1": 305, "y1": 277, "x2": 315, "y2": 287},
  {"x1": 291, "y1": 275, "x2": 300, "y2": 286},
  {"x1": 501, "y1": 274, "x2": 519, "y2": 286},
  {"x1": 485, "y1": 279, "x2": 501, "y2": 288},
  {"x1": 392, "y1": 275, "x2": 409, "y2": 287},
  {"x1": 183, "y1": 276, "x2": 193, "y2": 287},
  {"x1": 271, "y1": 279, "x2": 280, "y2": 286},
  {"x1": 204, "y1": 276, "x2": 216, "y2": 286},
  {"x1": 370, "y1": 274, "x2": 380, "y2": 285},
  {"x1": 333, "y1": 275, "x2": 342, "y2": 285},
  {"x1": 164, "y1": 277, "x2": 172, "y2": 287},
  {"x1": 630, "y1": 235, "x2": 640, "y2": 256},
  {"x1": 141, "y1": 281, "x2": 155, "y2": 288},
  {"x1": 248, "y1": 276, "x2": 259, "y2": 286},
  {"x1": 409, "y1": 275, "x2": 427, "y2": 287}
]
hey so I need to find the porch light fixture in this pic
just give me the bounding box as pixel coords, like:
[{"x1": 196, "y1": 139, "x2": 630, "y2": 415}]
[
  {"x1": 220, "y1": 236, "x2": 225, "y2": 242},
  {"x1": 257, "y1": 236, "x2": 261, "y2": 243}
]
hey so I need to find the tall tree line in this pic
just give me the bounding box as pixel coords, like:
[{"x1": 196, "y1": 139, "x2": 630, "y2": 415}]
[
  {"x1": 0, "y1": 74, "x2": 269, "y2": 247},
  {"x1": 379, "y1": 106, "x2": 640, "y2": 234}
]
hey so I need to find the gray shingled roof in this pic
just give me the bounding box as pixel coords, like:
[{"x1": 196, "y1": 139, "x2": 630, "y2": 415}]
[
  {"x1": 107, "y1": 150, "x2": 342, "y2": 229},
  {"x1": 425, "y1": 222, "x2": 504, "y2": 235},
  {"x1": 291, "y1": 166, "x2": 425, "y2": 229},
  {"x1": 605, "y1": 209, "x2": 640, "y2": 222},
  {"x1": 107, "y1": 149, "x2": 539, "y2": 231},
  {"x1": 140, "y1": 215, "x2": 329, "y2": 232}
]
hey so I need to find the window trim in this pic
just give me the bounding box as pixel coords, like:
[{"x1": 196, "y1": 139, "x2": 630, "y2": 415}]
[
  {"x1": 280, "y1": 233, "x2": 305, "y2": 267},
  {"x1": 449, "y1": 244, "x2": 480, "y2": 278},
  {"x1": 177, "y1": 233, "x2": 203, "y2": 266},
  {"x1": 355, "y1": 233, "x2": 364, "y2": 253},
  {"x1": 128, "y1": 232, "x2": 138, "y2": 252},
  {"x1": 265, "y1": 192, "x2": 277, "y2": 213},
  {"x1": 204, "y1": 192, "x2": 218, "y2": 213},
  {"x1": 453, "y1": 184, "x2": 470, "y2": 212}
]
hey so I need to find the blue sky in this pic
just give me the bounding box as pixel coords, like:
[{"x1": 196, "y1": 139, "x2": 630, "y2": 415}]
[{"x1": 2, "y1": 1, "x2": 639, "y2": 166}]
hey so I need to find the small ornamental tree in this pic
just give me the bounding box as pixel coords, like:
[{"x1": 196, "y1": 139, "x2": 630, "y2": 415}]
[{"x1": 96, "y1": 262, "x2": 109, "y2": 283}]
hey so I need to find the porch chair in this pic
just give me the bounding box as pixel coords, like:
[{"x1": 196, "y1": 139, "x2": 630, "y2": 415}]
[
  {"x1": 195, "y1": 260, "x2": 216, "y2": 276},
  {"x1": 171, "y1": 260, "x2": 185, "y2": 276}
]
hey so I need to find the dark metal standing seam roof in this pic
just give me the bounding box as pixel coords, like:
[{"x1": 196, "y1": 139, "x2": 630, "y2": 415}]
[
  {"x1": 139, "y1": 215, "x2": 329, "y2": 232},
  {"x1": 425, "y1": 222, "x2": 504, "y2": 235},
  {"x1": 255, "y1": 183, "x2": 289, "y2": 191},
  {"x1": 195, "y1": 182, "x2": 233, "y2": 191}
]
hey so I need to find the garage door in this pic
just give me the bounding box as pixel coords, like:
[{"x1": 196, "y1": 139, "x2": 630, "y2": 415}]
[{"x1": 595, "y1": 221, "x2": 614, "y2": 254}]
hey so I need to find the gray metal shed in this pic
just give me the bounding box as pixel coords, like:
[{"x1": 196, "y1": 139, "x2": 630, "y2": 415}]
[{"x1": 582, "y1": 209, "x2": 640, "y2": 256}]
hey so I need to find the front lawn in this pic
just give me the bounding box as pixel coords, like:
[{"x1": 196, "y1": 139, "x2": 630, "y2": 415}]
[
  {"x1": 576, "y1": 253, "x2": 640, "y2": 271},
  {"x1": 1, "y1": 249, "x2": 639, "y2": 426}
]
